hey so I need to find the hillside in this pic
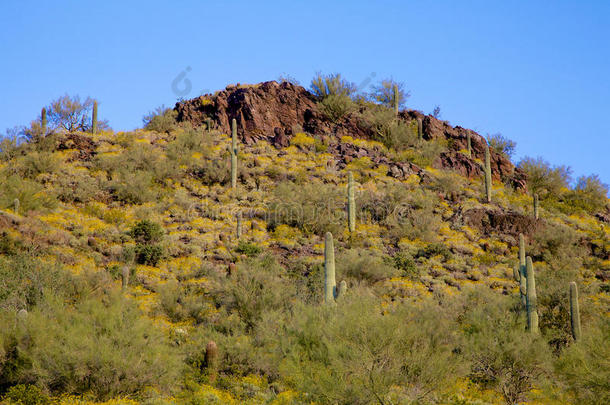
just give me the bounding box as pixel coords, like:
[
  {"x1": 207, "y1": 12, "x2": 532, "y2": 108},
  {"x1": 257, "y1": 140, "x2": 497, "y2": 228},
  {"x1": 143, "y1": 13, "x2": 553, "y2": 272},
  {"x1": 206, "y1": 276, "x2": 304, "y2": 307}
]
[{"x1": 0, "y1": 79, "x2": 608, "y2": 405}]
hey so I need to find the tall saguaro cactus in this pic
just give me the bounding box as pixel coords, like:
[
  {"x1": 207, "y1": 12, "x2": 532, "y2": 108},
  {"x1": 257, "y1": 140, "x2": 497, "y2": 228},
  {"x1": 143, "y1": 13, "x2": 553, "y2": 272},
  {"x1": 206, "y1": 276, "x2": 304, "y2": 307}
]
[
  {"x1": 121, "y1": 266, "x2": 130, "y2": 291},
  {"x1": 13, "y1": 199, "x2": 19, "y2": 214},
  {"x1": 92, "y1": 101, "x2": 98, "y2": 134},
  {"x1": 206, "y1": 118, "x2": 212, "y2": 133},
  {"x1": 517, "y1": 233, "x2": 527, "y2": 307},
  {"x1": 324, "y1": 232, "x2": 336, "y2": 304},
  {"x1": 347, "y1": 172, "x2": 355, "y2": 232},
  {"x1": 236, "y1": 213, "x2": 242, "y2": 239},
  {"x1": 467, "y1": 132, "x2": 472, "y2": 157},
  {"x1": 230, "y1": 118, "x2": 238, "y2": 189},
  {"x1": 484, "y1": 144, "x2": 492, "y2": 203},
  {"x1": 533, "y1": 194, "x2": 540, "y2": 220},
  {"x1": 41, "y1": 107, "x2": 47, "y2": 134},
  {"x1": 417, "y1": 117, "x2": 423, "y2": 142},
  {"x1": 526, "y1": 256, "x2": 539, "y2": 333},
  {"x1": 393, "y1": 84, "x2": 399, "y2": 116},
  {"x1": 569, "y1": 282, "x2": 582, "y2": 341}
]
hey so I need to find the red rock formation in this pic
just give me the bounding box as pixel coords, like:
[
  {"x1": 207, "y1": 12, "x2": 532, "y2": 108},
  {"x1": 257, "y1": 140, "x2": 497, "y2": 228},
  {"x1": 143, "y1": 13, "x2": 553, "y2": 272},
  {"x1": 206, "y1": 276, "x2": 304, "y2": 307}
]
[{"x1": 175, "y1": 81, "x2": 526, "y2": 191}]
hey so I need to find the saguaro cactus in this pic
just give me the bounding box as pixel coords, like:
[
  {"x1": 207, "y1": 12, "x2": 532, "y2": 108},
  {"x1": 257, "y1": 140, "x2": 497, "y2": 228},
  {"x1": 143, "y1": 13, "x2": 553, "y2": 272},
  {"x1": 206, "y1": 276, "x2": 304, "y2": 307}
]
[
  {"x1": 347, "y1": 172, "x2": 356, "y2": 233},
  {"x1": 417, "y1": 117, "x2": 423, "y2": 142},
  {"x1": 393, "y1": 84, "x2": 399, "y2": 116},
  {"x1": 518, "y1": 233, "x2": 527, "y2": 307},
  {"x1": 121, "y1": 266, "x2": 130, "y2": 291},
  {"x1": 526, "y1": 256, "x2": 539, "y2": 333},
  {"x1": 484, "y1": 144, "x2": 492, "y2": 203},
  {"x1": 236, "y1": 213, "x2": 242, "y2": 239},
  {"x1": 533, "y1": 194, "x2": 539, "y2": 220},
  {"x1": 41, "y1": 107, "x2": 47, "y2": 134},
  {"x1": 569, "y1": 282, "x2": 582, "y2": 341},
  {"x1": 230, "y1": 118, "x2": 238, "y2": 189},
  {"x1": 467, "y1": 132, "x2": 472, "y2": 157},
  {"x1": 324, "y1": 232, "x2": 336, "y2": 304},
  {"x1": 206, "y1": 118, "x2": 212, "y2": 133},
  {"x1": 13, "y1": 198, "x2": 19, "y2": 214},
  {"x1": 92, "y1": 100, "x2": 98, "y2": 134},
  {"x1": 205, "y1": 340, "x2": 219, "y2": 381}
]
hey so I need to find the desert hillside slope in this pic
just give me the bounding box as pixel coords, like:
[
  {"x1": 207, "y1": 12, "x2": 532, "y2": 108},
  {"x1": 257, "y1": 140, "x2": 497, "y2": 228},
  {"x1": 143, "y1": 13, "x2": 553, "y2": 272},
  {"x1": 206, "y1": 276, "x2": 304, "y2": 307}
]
[{"x1": 0, "y1": 79, "x2": 608, "y2": 404}]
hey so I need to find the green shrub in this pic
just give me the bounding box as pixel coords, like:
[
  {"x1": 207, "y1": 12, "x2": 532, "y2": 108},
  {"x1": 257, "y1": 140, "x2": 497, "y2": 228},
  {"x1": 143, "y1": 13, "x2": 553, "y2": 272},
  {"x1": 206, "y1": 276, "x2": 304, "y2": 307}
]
[
  {"x1": 369, "y1": 78, "x2": 409, "y2": 109},
  {"x1": 130, "y1": 220, "x2": 164, "y2": 244},
  {"x1": 318, "y1": 94, "x2": 355, "y2": 122},
  {"x1": 134, "y1": 244, "x2": 163, "y2": 266},
  {"x1": 109, "y1": 170, "x2": 158, "y2": 204},
  {"x1": 268, "y1": 181, "x2": 343, "y2": 236},
  {"x1": 2, "y1": 384, "x2": 50, "y2": 405},
  {"x1": 563, "y1": 174, "x2": 608, "y2": 214},
  {"x1": 487, "y1": 133, "x2": 516, "y2": 158},
  {"x1": 518, "y1": 156, "x2": 571, "y2": 198},
  {"x1": 45, "y1": 95, "x2": 108, "y2": 133},
  {"x1": 0, "y1": 292, "x2": 180, "y2": 400},
  {"x1": 0, "y1": 254, "x2": 66, "y2": 311},
  {"x1": 555, "y1": 317, "x2": 610, "y2": 405},
  {"x1": 282, "y1": 294, "x2": 463, "y2": 404},
  {"x1": 142, "y1": 106, "x2": 178, "y2": 133},
  {"x1": 235, "y1": 241, "x2": 262, "y2": 258},
  {"x1": 16, "y1": 152, "x2": 60, "y2": 180},
  {"x1": 459, "y1": 287, "x2": 552, "y2": 405},
  {"x1": 310, "y1": 73, "x2": 355, "y2": 99},
  {"x1": 0, "y1": 175, "x2": 56, "y2": 213},
  {"x1": 337, "y1": 249, "x2": 398, "y2": 283},
  {"x1": 210, "y1": 255, "x2": 295, "y2": 331},
  {"x1": 386, "y1": 251, "x2": 419, "y2": 279},
  {"x1": 191, "y1": 158, "x2": 230, "y2": 186}
]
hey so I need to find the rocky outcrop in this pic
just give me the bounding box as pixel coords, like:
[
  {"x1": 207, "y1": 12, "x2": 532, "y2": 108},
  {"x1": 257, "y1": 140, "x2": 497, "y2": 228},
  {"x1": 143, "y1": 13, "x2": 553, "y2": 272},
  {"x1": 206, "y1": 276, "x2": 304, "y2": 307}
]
[
  {"x1": 452, "y1": 207, "x2": 540, "y2": 239},
  {"x1": 175, "y1": 80, "x2": 525, "y2": 190},
  {"x1": 327, "y1": 141, "x2": 428, "y2": 181}
]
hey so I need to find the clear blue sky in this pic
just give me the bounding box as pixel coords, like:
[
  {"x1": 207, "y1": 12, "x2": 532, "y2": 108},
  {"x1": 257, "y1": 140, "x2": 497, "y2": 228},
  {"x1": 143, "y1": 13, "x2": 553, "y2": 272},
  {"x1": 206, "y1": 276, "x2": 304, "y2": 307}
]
[{"x1": 1, "y1": 0, "x2": 608, "y2": 184}]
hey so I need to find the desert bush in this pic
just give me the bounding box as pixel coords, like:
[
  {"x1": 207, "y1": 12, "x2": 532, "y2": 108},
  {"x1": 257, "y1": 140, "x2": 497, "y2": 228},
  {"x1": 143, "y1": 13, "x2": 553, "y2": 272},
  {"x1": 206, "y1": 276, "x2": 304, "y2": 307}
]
[
  {"x1": 361, "y1": 105, "x2": 417, "y2": 150},
  {"x1": 518, "y1": 157, "x2": 571, "y2": 198},
  {"x1": 16, "y1": 152, "x2": 61, "y2": 179},
  {"x1": 386, "y1": 251, "x2": 419, "y2": 279},
  {"x1": 210, "y1": 255, "x2": 295, "y2": 331},
  {"x1": 45, "y1": 95, "x2": 108, "y2": 133},
  {"x1": 108, "y1": 170, "x2": 158, "y2": 204},
  {"x1": 536, "y1": 265, "x2": 585, "y2": 352},
  {"x1": 134, "y1": 244, "x2": 163, "y2": 266},
  {"x1": 282, "y1": 294, "x2": 464, "y2": 404},
  {"x1": 369, "y1": 78, "x2": 410, "y2": 109},
  {"x1": 458, "y1": 287, "x2": 552, "y2": 405},
  {"x1": 0, "y1": 292, "x2": 180, "y2": 400},
  {"x1": 0, "y1": 254, "x2": 66, "y2": 312},
  {"x1": 1, "y1": 384, "x2": 51, "y2": 405},
  {"x1": 268, "y1": 181, "x2": 344, "y2": 236},
  {"x1": 318, "y1": 94, "x2": 356, "y2": 122},
  {"x1": 143, "y1": 106, "x2": 178, "y2": 133},
  {"x1": 487, "y1": 133, "x2": 516, "y2": 158},
  {"x1": 235, "y1": 241, "x2": 262, "y2": 258},
  {"x1": 130, "y1": 220, "x2": 164, "y2": 244},
  {"x1": 55, "y1": 170, "x2": 105, "y2": 203},
  {"x1": 129, "y1": 220, "x2": 164, "y2": 266},
  {"x1": 555, "y1": 317, "x2": 610, "y2": 405},
  {"x1": 336, "y1": 249, "x2": 398, "y2": 283},
  {"x1": 563, "y1": 174, "x2": 608, "y2": 214},
  {"x1": 310, "y1": 73, "x2": 355, "y2": 99},
  {"x1": 191, "y1": 157, "x2": 229, "y2": 186},
  {"x1": 0, "y1": 175, "x2": 56, "y2": 213},
  {"x1": 530, "y1": 222, "x2": 581, "y2": 269}
]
